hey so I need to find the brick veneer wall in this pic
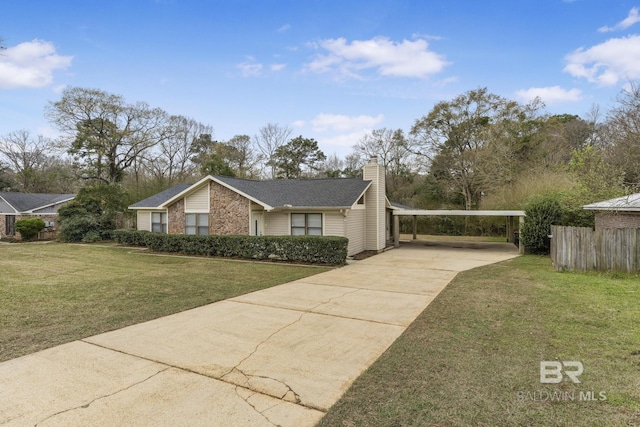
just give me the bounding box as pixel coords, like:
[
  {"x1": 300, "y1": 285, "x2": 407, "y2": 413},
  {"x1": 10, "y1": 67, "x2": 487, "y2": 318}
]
[
  {"x1": 0, "y1": 214, "x2": 59, "y2": 239},
  {"x1": 210, "y1": 181, "x2": 250, "y2": 235},
  {"x1": 167, "y1": 199, "x2": 185, "y2": 234},
  {"x1": 165, "y1": 182, "x2": 250, "y2": 235},
  {"x1": 595, "y1": 212, "x2": 640, "y2": 229}
]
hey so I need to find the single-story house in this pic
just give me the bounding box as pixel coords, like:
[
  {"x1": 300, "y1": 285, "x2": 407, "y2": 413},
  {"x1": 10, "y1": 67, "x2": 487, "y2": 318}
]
[
  {"x1": 130, "y1": 157, "x2": 392, "y2": 256},
  {"x1": 583, "y1": 192, "x2": 640, "y2": 229},
  {"x1": 0, "y1": 192, "x2": 75, "y2": 238}
]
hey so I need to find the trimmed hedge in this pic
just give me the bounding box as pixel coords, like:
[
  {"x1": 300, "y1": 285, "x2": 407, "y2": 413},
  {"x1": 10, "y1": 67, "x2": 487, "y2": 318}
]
[{"x1": 112, "y1": 229, "x2": 348, "y2": 265}]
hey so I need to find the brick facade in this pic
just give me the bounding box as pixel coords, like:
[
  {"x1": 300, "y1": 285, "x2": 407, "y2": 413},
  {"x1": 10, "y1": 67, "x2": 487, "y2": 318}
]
[
  {"x1": 0, "y1": 214, "x2": 59, "y2": 239},
  {"x1": 595, "y1": 212, "x2": 640, "y2": 229},
  {"x1": 165, "y1": 182, "x2": 250, "y2": 235},
  {"x1": 167, "y1": 199, "x2": 185, "y2": 234},
  {"x1": 209, "y1": 181, "x2": 250, "y2": 235}
]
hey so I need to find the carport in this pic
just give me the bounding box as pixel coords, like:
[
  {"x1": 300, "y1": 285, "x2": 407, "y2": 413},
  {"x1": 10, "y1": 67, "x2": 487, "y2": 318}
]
[{"x1": 391, "y1": 209, "x2": 526, "y2": 254}]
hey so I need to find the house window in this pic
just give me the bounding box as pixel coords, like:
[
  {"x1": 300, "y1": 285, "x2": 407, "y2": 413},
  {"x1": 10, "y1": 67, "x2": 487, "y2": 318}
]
[
  {"x1": 291, "y1": 213, "x2": 322, "y2": 236},
  {"x1": 5, "y1": 215, "x2": 15, "y2": 235},
  {"x1": 151, "y1": 212, "x2": 167, "y2": 233},
  {"x1": 186, "y1": 213, "x2": 209, "y2": 235}
]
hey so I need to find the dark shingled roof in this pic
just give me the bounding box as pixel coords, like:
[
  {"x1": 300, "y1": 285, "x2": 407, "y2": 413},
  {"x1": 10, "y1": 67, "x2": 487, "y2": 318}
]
[
  {"x1": 213, "y1": 176, "x2": 371, "y2": 208},
  {"x1": 0, "y1": 192, "x2": 75, "y2": 213},
  {"x1": 129, "y1": 177, "x2": 371, "y2": 210},
  {"x1": 129, "y1": 184, "x2": 192, "y2": 208}
]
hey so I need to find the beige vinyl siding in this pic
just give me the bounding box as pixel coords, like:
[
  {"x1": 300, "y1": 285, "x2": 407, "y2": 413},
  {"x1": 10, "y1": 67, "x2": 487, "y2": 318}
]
[
  {"x1": 137, "y1": 211, "x2": 151, "y2": 231},
  {"x1": 264, "y1": 212, "x2": 289, "y2": 235},
  {"x1": 363, "y1": 161, "x2": 385, "y2": 251},
  {"x1": 324, "y1": 212, "x2": 345, "y2": 237},
  {"x1": 185, "y1": 183, "x2": 209, "y2": 212},
  {"x1": 346, "y1": 208, "x2": 366, "y2": 256}
]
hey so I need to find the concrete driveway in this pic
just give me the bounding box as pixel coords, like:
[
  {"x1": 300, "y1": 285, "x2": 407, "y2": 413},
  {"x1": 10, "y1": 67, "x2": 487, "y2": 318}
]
[{"x1": 0, "y1": 243, "x2": 518, "y2": 426}]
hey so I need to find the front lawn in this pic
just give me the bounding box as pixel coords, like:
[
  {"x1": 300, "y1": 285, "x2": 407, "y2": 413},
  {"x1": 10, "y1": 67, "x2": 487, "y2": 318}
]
[
  {"x1": 319, "y1": 256, "x2": 640, "y2": 426},
  {"x1": 0, "y1": 243, "x2": 328, "y2": 362}
]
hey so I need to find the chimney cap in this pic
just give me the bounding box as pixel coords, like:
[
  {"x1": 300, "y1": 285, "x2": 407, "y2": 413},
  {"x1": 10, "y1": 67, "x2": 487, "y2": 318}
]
[{"x1": 369, "y1": 156, "x2": 378, "y2": 164}]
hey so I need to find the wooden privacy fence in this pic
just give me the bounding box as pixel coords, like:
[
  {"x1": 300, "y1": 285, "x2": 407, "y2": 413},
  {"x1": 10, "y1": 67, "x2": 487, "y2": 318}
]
[{"x1": 550, "y1": 225, "x2": 640, "y2": 272}]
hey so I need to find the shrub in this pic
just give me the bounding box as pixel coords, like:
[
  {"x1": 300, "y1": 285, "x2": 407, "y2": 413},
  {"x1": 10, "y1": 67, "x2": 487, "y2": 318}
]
[
  {"x1": 112, "y1": 230, "x2": 349, "y2": 265},
  {"x1": 521, "y1": 194, "x2": 563, "y2": 255},
  {"x1": 58, "y1": 183, "x2": 130, "y2": 242},
  {"x1": 111, "y1": 229, "x2": 150, "y2": 246},
  {"x1": 15, "y1": 218, "x2": 46, "y2": 241}
]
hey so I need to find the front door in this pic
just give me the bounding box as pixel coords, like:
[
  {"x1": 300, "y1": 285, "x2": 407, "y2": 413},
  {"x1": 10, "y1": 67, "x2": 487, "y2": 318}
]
[{"x1": 252, "y1": 212, "x2": 263, "y2": 236}]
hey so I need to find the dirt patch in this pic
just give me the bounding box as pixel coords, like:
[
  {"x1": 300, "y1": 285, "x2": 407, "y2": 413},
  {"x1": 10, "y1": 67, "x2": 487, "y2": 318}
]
[{"x1": 350, "y1": 250, "x2": 379, "y2": 260}]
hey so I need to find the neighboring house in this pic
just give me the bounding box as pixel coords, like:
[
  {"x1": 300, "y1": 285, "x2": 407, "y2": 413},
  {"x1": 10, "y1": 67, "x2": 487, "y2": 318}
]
[
  {"x1": 129, "y1": 157, "x2": 391, "y2": 256},
  {"x1": 0, "y1": 192, "x2": 75, "y2": 238},
  {"x1": 583, "y1": 192, "x2": 640, "y2": 229}
]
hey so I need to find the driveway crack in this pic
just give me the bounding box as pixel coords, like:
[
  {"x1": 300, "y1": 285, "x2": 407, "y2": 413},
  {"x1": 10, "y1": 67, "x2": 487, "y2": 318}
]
[
  {"x1": 33, "y1": 367, "x2": 169, "y2": 426},
  {"x1": 234, "y1": 386, "x2": 280, "y2": 427},
  {"x1": 219, "y1": 287, "x2": 360, "y2": 407}
]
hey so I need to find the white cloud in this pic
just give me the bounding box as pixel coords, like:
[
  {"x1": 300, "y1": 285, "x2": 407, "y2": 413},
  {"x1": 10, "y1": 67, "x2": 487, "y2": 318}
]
[
  {"x1": 237, "y1": 58, "x2": 262, "y2": 77},
  {"x1": 270, "y1": 63, "x2": 286, "y2": 72},
  {"x1": 564, "y1": 35, "x2": 640, "y2": 86},
  {"x1": 599, "y1": 7, "x2": 640, "y2": 33},
  {"x1": 411, "y1": 32, "x2": 444, "y2": 41},
  {"x1": 0, "y1": 39, "x2": 72, "y2": 89},
  {"x1": 305, "y1": 36, "x2": 449, "y2": 79},
  {"x1": 434, "y1": 76, "x2": 459, "y2": 87},
  {"x1": 516, "y1": 86, "x2": 583, "y2": 104},
  {"x1": 318, "y1": 130, "x2": 372, "y2": 150},
  {"x1": 277, "y1": 24, "x2": 291, "y2": 33},
  {"x1": 311, "y1": 113, "x2": 384, "y2": 132}
]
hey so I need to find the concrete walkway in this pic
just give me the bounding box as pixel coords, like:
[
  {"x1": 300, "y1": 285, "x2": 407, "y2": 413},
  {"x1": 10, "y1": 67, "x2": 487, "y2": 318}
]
[{"x1": 0, "y1": 242, "x2": 518, "y2": 426}]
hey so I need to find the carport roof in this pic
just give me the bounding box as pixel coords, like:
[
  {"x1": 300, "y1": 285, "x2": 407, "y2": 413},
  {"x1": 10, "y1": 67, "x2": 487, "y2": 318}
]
[{"x1": 392, "y1": 209, "x2": 525, "y2": 216}]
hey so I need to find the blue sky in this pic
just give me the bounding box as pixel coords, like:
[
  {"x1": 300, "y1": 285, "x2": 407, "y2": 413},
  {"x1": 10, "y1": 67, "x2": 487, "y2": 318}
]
[{"x1": 1, "y1": 0, "x2": 640, "y2": 158}]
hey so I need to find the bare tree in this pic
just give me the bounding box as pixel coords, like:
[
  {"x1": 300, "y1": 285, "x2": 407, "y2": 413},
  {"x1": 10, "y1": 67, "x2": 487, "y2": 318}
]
[
  {"x1": 253, "y1": 123, "x2": 292, "y2": 179},
  {"x1": 45, "y1": 87, "x2": 171, "y2": 183},
  {"x1": 226, "y1": 134, "x2": 259, "y2": 178},
  {"x1": 143, "y1": 116, "x2": 211, "y2": 185},
  {"x1": 410, "y1": 88, "x2": 540, "y2": 210},
  {"x1": 0, "y1": 130, "x2": 58, "y2": 192},
  {"x1": 601, "y1": 82, "x2": 640, "y2": 190},
  {"x1": 319, "y1": 153, "x2": 345, "y2": 178},
  {"x1": 354, "y1": 128, "x2": 419, "y2": 197}
]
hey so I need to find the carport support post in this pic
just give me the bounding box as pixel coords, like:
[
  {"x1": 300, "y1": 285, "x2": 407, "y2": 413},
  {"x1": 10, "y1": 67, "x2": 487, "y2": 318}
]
[
  {"x1": 412, "y1": 215, "x2": 417, "y2": 240},
  {"x1": 394, "y1": 214, "x2": 400, "y2": 248},
  {"x1": 507, "y1": 216, "x2": 514, "y2": 243},
  {"x1": 519, "y1": 216, "x2": 525, "y2": 254}
]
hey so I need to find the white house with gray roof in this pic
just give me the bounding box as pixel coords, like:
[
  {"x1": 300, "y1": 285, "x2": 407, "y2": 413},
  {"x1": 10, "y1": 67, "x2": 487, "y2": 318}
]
[
  {"x1": 129, "y1": 158, "x2": 391, "y2": 256},
  {"x1": 0, "y1": 192, "x2": 75, "y2": 238}
]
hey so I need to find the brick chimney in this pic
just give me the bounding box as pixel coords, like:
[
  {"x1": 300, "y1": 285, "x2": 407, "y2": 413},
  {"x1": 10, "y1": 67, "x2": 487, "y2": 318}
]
[{"x1": 363, "y1": 156, "x2": 386, "y2": 251}]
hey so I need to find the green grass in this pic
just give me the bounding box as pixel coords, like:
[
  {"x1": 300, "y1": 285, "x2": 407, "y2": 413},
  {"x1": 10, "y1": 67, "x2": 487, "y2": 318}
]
[
  {"x1": 319, "y1": 256, "x2": 640, "y2": 427},
  {"x1": 0, "y1": 243, "x2": 329, "y2": 362}
]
